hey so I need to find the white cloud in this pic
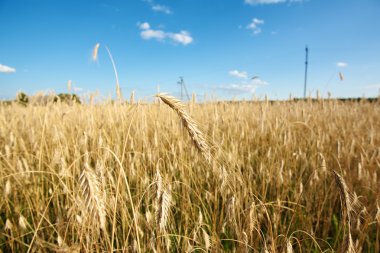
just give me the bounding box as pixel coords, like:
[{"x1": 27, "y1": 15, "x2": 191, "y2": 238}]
[
  {"x1": 218, "y1": 77, "x2": 268, "y2": 94},
  {"x1": 337, "y1": 62, "x2": 348, "y2": 68},
  {"x1": 229, "y1": 70, "x2": 248, "y2": 79},
  {"x1": 73, "y1": 87, "x2": 83, "y2": 92},
  {"x1": 245, "y1": 0, "x2": 285, "y2": 4},
  {"x1": 143, "y1": 0, "x2": 172, "y2": 14},
  {"x1": 168, "y1": 31, "x2": 193, "y2": 45},
  {"x1": 246, "y1": 18, "x2": 264, "y2": 35},
  {"x1": 245, "y1": 0, "x2": 302, "y2": 5},
  {"x1": 141, "y1": 29, "x2": 166, "y2": 40},
  {"x1": 139, "y1": 22, "x2": 150, "y2": 30},
  {"x1": 152, "y1": 4, "x2": 172, "y2": 14},
  {"x1": 0, "y1": 64, "x2": 16, "y2": 73},
  {"x1": 138, "y1": 22, "x2": 193, "y2": 45}
]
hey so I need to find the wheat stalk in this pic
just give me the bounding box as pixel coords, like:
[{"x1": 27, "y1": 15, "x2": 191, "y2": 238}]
[
  {"x1": 286, "y1": 238, "x2": 294, "y2": 253},
  {"x1": 202, "y1": 228, "x2": 211, "y2": 251},
  {"x1": 67, "y1": 80, "x2": 72, "y2": 93},
  {"x1": 18, "y1": 214, "x2": 28, "y2": 231},
  {"x1": 130, "y1": 90, "x2": 135, "y2": 104},
  {"x1": 155, "y1": 93, "x2": 212, "y2": 164},
  {"x1": 156, "y1": 189, "x2": 171, "y2": 233},
  {"x1": 154, "y1": 169, "x2": 171, "y2": 233},
  {"x1": 333, "y1": 170, "x2": 355, "y2": 253},
  {"x1": 79, "y1": 162, "x2": 106, "y2": 231},
  {"x1": 4, "y1": 179, "x2": 11, "y2": 198},
  {"x1": 92, "y1": 43, "x2": 100, "y2": 61},
  {"x1": 91, "y1": 43, "x2": 121, "y2": 101},
  {"x1": 104, "y1": 46, "x2": 121, "y2": 101},
  {"x1": 5, "y1": 219, "x2": 13, "y2": 231}
]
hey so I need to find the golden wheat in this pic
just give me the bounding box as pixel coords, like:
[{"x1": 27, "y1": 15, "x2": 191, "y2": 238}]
[
  {"x1": 79, "y1": 162, "x2": 107, "y2": 231},
  {"x1": 156, "y1": 93, "x2": 212, "y2": 163},
  {"x1": 333, "y1": 170, "x2": 356, "y2": 253},
  {"x1": 92, "y1": 43, "x2": 100, "y2": 61},
  {"x1": 1, "y1": 98, "x2": 379, "y2": 252}
]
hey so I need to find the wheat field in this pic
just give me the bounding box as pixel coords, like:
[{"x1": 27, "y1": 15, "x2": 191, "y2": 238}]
[{"x1": 1, "y1": 96, "x2": 379, "y2": 252}]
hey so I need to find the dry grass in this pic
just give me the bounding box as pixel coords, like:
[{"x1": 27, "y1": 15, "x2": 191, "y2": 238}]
[{"x1": 0, "y1": 97, "x2": 379, "y2": 252}]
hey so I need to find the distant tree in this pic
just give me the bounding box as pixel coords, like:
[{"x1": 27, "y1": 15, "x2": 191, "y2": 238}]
[
  {"x1": 56, "y1": 93, "x2": 81, "y2": 104},
  {"x1": 13, "y1": 92, "x2": 81, "y2": 106},
  {"x1": 16, "y1": 92, "x2": 29, "y2": 106}
]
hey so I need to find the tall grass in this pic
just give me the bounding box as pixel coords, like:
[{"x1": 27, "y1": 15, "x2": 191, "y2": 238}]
[{"x1": 0, "y1": 98, "x2": 379, "y2": 252}]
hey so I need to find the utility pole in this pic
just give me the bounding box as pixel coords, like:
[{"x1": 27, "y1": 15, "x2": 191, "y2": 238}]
[
  {"x1": 179, "y1": 77, "x2": 184, "y2": 100},
  {"x1": 303, "y1": 45, "x2": 309, "y2": 98},
  {"x1": 177, "y1": 77, "x2": 190, "y2": 101}
]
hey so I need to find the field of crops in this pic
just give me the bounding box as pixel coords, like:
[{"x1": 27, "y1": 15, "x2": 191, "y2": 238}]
[{"x1": 1, "y1": 96, "x2": 379, "y2": 252}]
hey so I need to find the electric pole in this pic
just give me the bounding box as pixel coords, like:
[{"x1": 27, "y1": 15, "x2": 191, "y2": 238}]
[
  {"x1": 178, "y1": 77, "x2": 190, "y2": 101},
  {"x1": 304, "y1": 45, "x2": 309, "y2": 98},
  {"x1": 178, "y1": 77, "x2": 184, "y2": 101}
]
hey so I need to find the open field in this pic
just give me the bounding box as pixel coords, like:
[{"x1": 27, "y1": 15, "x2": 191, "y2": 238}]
[{"x1": 1, "y1": 97, "x2": 379, "y2": 252}]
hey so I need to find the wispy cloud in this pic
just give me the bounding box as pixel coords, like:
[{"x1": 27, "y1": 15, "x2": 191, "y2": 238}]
[
  {"x1": 245, "y1": 0, "x2": 302, "y2": 5},
  {"x1": 168, "y1": 31, "x2": 193, "y2": 45},
  {"x1": 141, "y1": 28, "x2": 166, "y2": 41},
  {"x1": 229, "y1": 70, "x2": 248, "y2": 79},
  {"x1": 218, "y1": 78, "x2": 268, "y2": 94},
  {"x1": 138, "y1": 22, "x2": 193, "y2": 45},
  {"x1": 0, "y1": 64, "x2": 16, "y2": 73},
  {"x1": 152, "y1": 4, "x2": 172, "y2": 14},
  {"x1": 246, "y1": 18, "x2": 264, "y2": 34},
  {"x1": 219, "y1": 69, "x2": 268, "y2": 94},
  {"x1": 139, "y1": 22, "x2": 150, "y2": 30},
  {"x1": 143, "y1": 0, "x2": 172, "y2": 14},
  {"x1": 337, "y1": 62, "x2": 348, "y2": 68}
]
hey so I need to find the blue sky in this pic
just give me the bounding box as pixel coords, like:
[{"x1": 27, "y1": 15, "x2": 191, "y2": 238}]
[{"x1": 1, "y1": 0, "x2": 379, "y2": 101}]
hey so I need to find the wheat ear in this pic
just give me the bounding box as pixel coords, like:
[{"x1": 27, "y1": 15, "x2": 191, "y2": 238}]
[
  {"x1": 286, "y1": 238, "x2": 294, "y2": 253},
  {"x1": 92, "y1": 43, "x2": 100, "y2": 61},
  {"x1": 156, "y1": 93, "x2": 212, "y2": 164},
  {"x1": 156, "y1": 189, "x2": 171, "y2": 233},
  {"x1": 333, "y1": 170, "x2": 355, "y2": 253},
  {"x1": 155, "y1": 169, "x2": 171, "y2": 233},
  {"x1": 79, "y1": 162, "x2": 106, "y2": 231}
]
